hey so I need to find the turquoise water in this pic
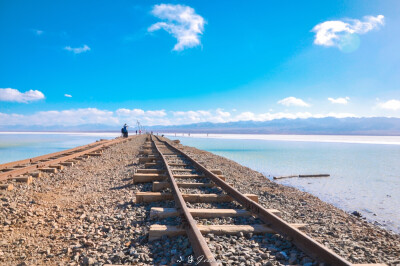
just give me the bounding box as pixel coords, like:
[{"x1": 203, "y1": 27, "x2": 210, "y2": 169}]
[
  {"x1": 0, "y1": 132, "x2": 119, "y2": 163},
  {"x1": 166, "y1": 135, "x2": 400, "y2": 233}
]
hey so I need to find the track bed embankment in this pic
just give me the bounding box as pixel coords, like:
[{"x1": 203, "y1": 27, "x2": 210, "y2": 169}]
[{"x1": 0, "y1": 135, "x2": 399, "y2": 265}]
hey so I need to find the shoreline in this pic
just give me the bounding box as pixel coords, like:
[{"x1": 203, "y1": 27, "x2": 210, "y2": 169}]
[
  {"x1": 0, "y1": 135, "x2": 399, "y2": 265},
  {"x1": 1, "y1": 131, "x2": 400, "y2": 145},
  {"x1": 163, "y1": 133, "x2": 400, "y2": 145}
]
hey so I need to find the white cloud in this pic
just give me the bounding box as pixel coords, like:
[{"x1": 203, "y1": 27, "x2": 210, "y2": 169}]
[
  {"x1": 64, "y1": 44, "x2": 91, "y2": 54},
  {"x1": 233, "y1": 111, "x2": 357, "y2": 121},
  {"x1": 378, "y1": 99, "x2": 400, "y2": 111},
  {"x1": 235, "y1": 111, "x2": 256, "y2": 121},
  {"x1": 148, "y1": 4, "x2": 205, "y2": 51},
  {"x1": 277, "y1": 97, "x2": 310, "y2": 107},
  {"x1": 116, "y1": 108, "x2": 144, "y2": 116},
  {"x1": 171, "y1": 109, "x2": 233, "y2": 124},
  {"x1": 64, "y1": 94, "x2": 72, "y2": 98},
  {"x1": 312, "y1": 15, "x2": 384, "y2": 48},
  {"x1": 0, "y1": 107, "x2": 361, "y2": 128},
  {"x1": 116, "y1": 108, "x2": 167, "y2": 117},
  {"x1": 115, "y1": 108, "x2": 168, "y2": 125},
  {"x1": 0, "y1": 88, "x2": 45, "y2": 103},
  {"x1": 146, "y1": 110, "x2": 167, "y2": 117},
  {"x1": 328, "y1": 97, "x2": 349, "y2": 104},
  {"x1": 216, "y1": 108, "x2": 230, "y2": 118},
  {"x1": 172, "y1": 110, "x2": 212, "y2": 123},
  {"x1": 0, "y1": 108, "x2": 118, "y2": 126}
]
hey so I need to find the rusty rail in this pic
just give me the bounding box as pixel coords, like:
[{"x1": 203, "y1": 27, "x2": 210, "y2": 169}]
[
  {"x1": 0, "y1": 136, "x2": 134, "y2": 182},
  {"x1": 154, "y1": 135, "x2": 352, "y2": 266},
  {"x1": 151, "y1": 135, "x2": 217, "y2": 266}
]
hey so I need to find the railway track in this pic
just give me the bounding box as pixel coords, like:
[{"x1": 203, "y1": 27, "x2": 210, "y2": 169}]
[
  {"x1": 134, "y1": 135, "x2": 386, "y2": 266},
  {"x1": 0, "y1": 136, "x2": 134, "y2": 187}
]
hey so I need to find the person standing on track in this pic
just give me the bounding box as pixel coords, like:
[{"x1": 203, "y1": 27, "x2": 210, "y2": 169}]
[{"x1": 121, "y1": 123, "x2": 128, "y2": 138}]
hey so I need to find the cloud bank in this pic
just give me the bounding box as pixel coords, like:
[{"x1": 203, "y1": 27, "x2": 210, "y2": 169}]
[
  {"x1": 148, "y1": 4, "x2": 205, "y2": 51},
  {"x1": 312, "y1": 15, "x2": 384, "y2": 49},
  {"x1": 0, "y1": 88, "x2": 45, "y2": 103},
  {"x1": 0, "y1": 108, "x2": 360, "y2": 127}
]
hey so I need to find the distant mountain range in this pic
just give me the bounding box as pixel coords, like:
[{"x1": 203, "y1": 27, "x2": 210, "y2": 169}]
[
  {"x1": 1, "y1": 117, "x2": 400, "y2": 135},
  {"x1": 148, "y1": 117, "x2": 400, "y2": 136}
]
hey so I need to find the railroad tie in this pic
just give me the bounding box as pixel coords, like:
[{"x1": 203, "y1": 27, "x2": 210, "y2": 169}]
[
  {"x1": 31, "y1": 172, "x2": 42, "y2": 178},
  {"x1": 14, "y1": 176, "x2": 33, "y2": 184},
  {"x1": 150, "y1": 207, "x2": 282, "y2": 219},
  {"x1": 152, "y1": 181, "x2": 233, "y2": 192},
  {"x1": 49, "y1": 165, "x2": 64, "y2": 170},
  {"x1": 136, "y1": 169, "x2": 166, "y2": 174},
  {"x1": 148, "y1": 224, "x2": 307, "y2": 241},
  {"x1": 0, "y1": 183, "x2": 14, "y2": 190},
  {"x1": 173, "y1": 174, "x2": 206, "y2": 178},
  {"x1": 39, "y1": 167, "x2": 58, "y2": 173},
  {"x1": 139, "y1": 150, "x2": 154, "y2": 155},
  {"x1": 170, "y1": 168, "x2": 196, "y2": 172},
  {"x1": 135, "y1": 192, "x2": 258, "y2": 203},
  {"x1": 132, "y1": 173, "x2": 167, "y2": 184},
  {"x1": 87, "y1": 152, "x2": 102, "y2": 156},
  {"x1": 139, "y1": 157, "x2": 159, "y2": 164},
  {"x1": 210, "y1": 169, "x2": 223, "y2": 175},
  {"x1": 144, "y1": 162, "x2": 164, "y2": 168},
  {"x1": 59, "y1": 162, "x2": 74, "y2": 167},
  {"x1": 166, "y1": 163, "x2": 188, "y2": 167}
]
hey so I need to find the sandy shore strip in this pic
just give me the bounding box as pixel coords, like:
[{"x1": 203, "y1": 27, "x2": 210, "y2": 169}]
[
  {"x1": 163, "y1": 133, "x2": 400, "y2": 145},
  {"x1": 0, "y1": 135, "x2": 399, "y2": 265}
]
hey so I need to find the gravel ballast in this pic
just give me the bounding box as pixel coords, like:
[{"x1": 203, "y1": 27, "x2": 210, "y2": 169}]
[{"x1": 1, "y1": 135, "x2": 399, "y2": 265}]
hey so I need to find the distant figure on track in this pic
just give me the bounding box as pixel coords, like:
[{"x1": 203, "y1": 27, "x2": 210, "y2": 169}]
[{"x1": 121, "y1": 124, "x2": 128, "y2": 138}]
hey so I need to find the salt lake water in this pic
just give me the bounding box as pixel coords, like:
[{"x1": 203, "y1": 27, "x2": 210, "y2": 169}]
[
  {"x1": 165, "y1": 133, "x2": 400, "y2": 233},
  {"x1": 0, "y1": 132, "x2": 119, "y2": 164}
]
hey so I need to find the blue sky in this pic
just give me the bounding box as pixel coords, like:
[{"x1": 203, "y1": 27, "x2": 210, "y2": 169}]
[{"x1": 1, "y1": 0, "x2": 400, "y2": 126}]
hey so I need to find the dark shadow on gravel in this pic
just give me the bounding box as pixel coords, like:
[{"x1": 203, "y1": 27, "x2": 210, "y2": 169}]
[{"x1": 126, "y1": 163, "x2": 139, "y2": 167}]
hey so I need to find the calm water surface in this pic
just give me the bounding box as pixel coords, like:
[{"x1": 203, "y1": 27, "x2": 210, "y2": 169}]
[
  {"x1": 0, "y1": 132, "x2": 119, "y2": 163},
  {"x1": 166, "y1": 134, "x2": 400, "y2": 233}
]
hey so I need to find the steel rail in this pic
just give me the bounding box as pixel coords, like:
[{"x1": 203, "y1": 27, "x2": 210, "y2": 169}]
[
  {"x1": 0, "y1": 137, "x2": 133, "y2": 182},
  {"x1": 151, "y1": 135, "x2": 218, "y2": 266},
  {"x1": 0, "y1": 139, "x2": 109, "y2": 170},
  {"x1": 155, "y1": 136, "x2": 352, "y2": 266}
]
